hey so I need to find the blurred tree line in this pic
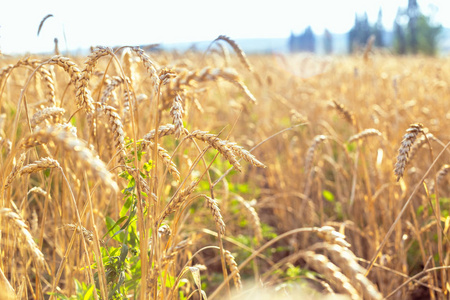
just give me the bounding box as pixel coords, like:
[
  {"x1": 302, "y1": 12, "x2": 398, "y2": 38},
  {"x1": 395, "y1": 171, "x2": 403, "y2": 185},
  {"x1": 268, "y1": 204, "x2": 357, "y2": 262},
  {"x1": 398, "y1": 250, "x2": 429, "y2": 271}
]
[{"x1": 288, "y1": 0, "x2": 442, "y2": 56}]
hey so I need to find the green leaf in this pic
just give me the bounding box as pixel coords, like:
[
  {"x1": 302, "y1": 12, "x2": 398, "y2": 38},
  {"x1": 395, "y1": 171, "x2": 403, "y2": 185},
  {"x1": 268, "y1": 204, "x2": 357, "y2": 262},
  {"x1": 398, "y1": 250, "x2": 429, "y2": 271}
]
[
  {"x1": 322, "y1": 190, "x2": 335, "y2": 202},
  {"x1": 83, "y1": 284, "x2": 94, "y2": 300}
]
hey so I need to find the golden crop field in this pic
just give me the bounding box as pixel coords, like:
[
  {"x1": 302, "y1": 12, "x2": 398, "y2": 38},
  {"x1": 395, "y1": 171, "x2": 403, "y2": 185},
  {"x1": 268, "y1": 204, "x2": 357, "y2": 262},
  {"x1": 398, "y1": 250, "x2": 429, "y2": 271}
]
[{"x1": 0, "y1": 38, "x2": 449, "y2": 300}]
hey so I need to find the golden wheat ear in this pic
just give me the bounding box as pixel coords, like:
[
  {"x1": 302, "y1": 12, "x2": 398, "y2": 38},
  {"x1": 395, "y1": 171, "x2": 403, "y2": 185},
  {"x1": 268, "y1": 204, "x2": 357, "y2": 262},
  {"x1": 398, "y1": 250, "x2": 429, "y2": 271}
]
[{"x1": 394, "y1": 123, "x2": 424, "y2": 181}]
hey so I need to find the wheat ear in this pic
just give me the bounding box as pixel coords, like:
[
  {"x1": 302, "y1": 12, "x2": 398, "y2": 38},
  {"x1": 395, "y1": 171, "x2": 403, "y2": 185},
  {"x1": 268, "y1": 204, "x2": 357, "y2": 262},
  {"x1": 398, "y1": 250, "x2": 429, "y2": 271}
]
[
  {"x1": 204, "y1": 196, "x2": 226, "y2": 235},
  {"x1": 348, "y1": 129, "x2": 382, "y2": 143},
  {"x1": 3, "y1": 153, "x2": 27, "y2": 190},
  {"x1": 214, "y1": 35, "x2": 254, "y2": 73},
  {"x1": 430, "y1": 164, "x2": 450, "y2": 193},
  {"x1": 30, "y1": 107, "x2": 65, "y2": 129},
  {"x1": 130, "y1": 47, "x2": 159, "y2": 92},
  {"x1": 394, "y1": 123, "x2": 424, "y2": 181},
  {"x1": 224, "y1": 250, "x2": 242, "y2": 290},
  {"x1": 61, "y1": 224, "x2": 94, "y2": 243},
  {"x1": 19, "y1": 157, "x2": 60, "y2": 176},
  {"x1": 170, "y1": 94, "x2": 184, "y2": 139},
  {"x1": 173, "y1": 67, "x2": 256, "y2": 103},
  {"x1": 20, "y1": 125, "x2": 118, "y2": 191},
  {"x1": 189, "y1": 130, "x2": 242, "y2": 172},
  {"x1": 159, "y1": 180, "x2": 197, "y2": 221},
  {"x1": 305, "y1": 135, "x2": 328, "y2": 174},
  {"x1": 227, "y1": 142, "x2": 266, "y2": 168},
  {"x1": 302, "y1": 251, "x2": 359, "y2": 300},
  {"x1": 235, "y1": 196, "x2": 263, "y2": 243},
  {"x1": 100, "y1": 105, "x2": 127, "y2": 164},
  {"x1": 0, "y1": 208, "x2": 45, "y2": 268},
  {"x1": 140, "y1": 140, "x2": 181, "y2": 181},
  {"x1": 143, "y1": 124, "x2": 176, "y2": 141},
  {"x1": 331, "y1": 100, "x2": 355, "y2": 126}
]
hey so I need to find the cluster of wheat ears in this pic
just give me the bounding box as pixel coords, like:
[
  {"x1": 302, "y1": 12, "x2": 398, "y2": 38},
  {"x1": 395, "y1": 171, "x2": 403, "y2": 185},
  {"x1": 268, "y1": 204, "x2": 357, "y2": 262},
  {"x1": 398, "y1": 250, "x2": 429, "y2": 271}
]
[{"x1": 0, "y1": 35, "x2": 449, "y2": 300}]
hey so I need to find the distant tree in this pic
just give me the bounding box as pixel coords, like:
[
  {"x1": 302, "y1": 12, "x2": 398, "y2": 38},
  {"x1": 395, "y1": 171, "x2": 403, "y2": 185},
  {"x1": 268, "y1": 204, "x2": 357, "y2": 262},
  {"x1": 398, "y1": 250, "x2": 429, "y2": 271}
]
[
  {"x1": 374, "y1": 8, "x2": 384, "y2": 47},
  {"x1": 393, "y1": 16, "x2": 407, "y2": 55},
  {"x1": 407, "y1": 0, "x2": 419, "y2": 54},
  {"x1": 392, "y1": 1, "x2": 442, "y2": 55},
  {"x1": 324, "y1": 29, "x2": 333, "y2": 54},
  {"x1": 416, "y1": 14, "x2": 442, "y2": 55},
  {"x1": 288, "y1": 26, "x2": 316, "y2": 53},
  {"x1": 301, "y1": 26, "x2": 316, "y2": 52},
  {"x1": 348, "y1": 13, "x2": 372, "y2": 53}
]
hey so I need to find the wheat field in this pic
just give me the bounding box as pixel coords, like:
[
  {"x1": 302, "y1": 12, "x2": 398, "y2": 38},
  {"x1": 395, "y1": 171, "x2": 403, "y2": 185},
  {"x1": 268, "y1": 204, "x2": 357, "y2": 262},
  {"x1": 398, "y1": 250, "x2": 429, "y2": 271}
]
[{"x1": 0, "y1": 38, "x2": 449, "y2": 300}]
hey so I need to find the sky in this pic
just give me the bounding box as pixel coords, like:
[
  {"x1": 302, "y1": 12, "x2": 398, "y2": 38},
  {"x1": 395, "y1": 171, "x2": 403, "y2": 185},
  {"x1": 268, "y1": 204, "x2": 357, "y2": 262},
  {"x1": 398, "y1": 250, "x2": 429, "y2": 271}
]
[{"x1": 0, "y1": 0, "x2": 448, "y2": 54}]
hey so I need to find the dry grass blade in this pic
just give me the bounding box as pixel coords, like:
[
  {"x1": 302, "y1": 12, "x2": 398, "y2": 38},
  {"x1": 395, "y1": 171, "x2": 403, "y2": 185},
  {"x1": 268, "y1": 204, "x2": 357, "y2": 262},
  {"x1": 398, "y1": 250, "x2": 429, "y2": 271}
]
[
  {"x1": 394, "y1": 123, "x2": 424, "y2": 181},
  {"x1": 20, "y1": 125, "x2": 118, "y2": 192},
  {"x1": 0, "y1": 208, "x2": 45, "y2": 268}
]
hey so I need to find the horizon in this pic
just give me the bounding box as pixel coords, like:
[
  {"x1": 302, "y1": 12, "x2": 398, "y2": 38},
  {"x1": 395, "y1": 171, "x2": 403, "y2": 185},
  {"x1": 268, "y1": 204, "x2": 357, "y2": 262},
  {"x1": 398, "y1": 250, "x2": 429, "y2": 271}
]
[{"x1": 0, "y1": 0, "x2": 448, "y2": 55}]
